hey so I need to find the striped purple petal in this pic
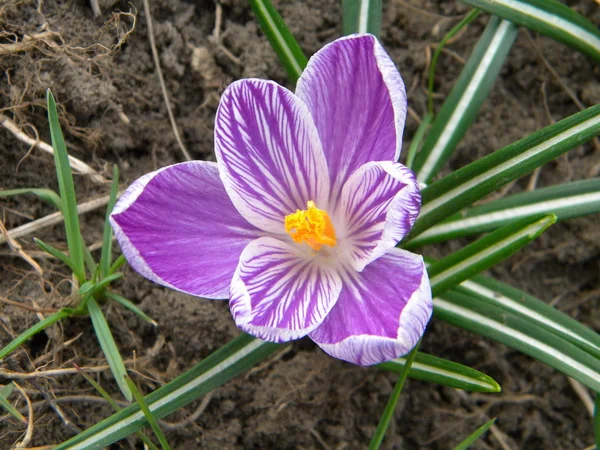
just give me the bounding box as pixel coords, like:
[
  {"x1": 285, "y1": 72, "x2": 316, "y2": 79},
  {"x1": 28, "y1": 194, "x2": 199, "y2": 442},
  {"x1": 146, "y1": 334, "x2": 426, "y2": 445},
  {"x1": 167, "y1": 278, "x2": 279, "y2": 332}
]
[
  {"x1": 230, "y1": 237, "x2": 342, "y2": 342},
  {"x1": 296, "y1": 34, "x2": 407, "y2": 200},
  {"x1": 110, "y1": 161, "x2": 260, "y2": 299},
  {"x1": 215, "y1": 79, "x2": 330, "y2": 234},
  {"x1": 336, "y1": 161, "x2": 420, "y2": 272},
  {"x1": 309, "y1": 248, "x2": 432, "y2": 366}
]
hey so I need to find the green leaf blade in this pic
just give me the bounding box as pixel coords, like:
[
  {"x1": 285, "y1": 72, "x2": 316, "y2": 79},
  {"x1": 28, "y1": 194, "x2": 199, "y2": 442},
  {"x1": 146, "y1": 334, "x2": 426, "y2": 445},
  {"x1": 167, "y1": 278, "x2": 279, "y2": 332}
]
[
  {"x1": 248, "y1": 0, "x2": 308, "y2": 84},
  {"x1": 0, "y1": 188, "x2": 63, "y2": 211},
  {"x1": 377, "y1": 352, "x2": 501, "y2": 393},
  {"x1": 87, "y1": 297, "x2": 133, "y2": 402},
  {"x1": 460, "y1": 0, "x2": 600, "y2": 62},
  {"x1": 52, "y1": 334, "x2": 280, "y2": 450},
  {"x1": 410, "y1": 104, "x2": 600, "y2": 238},
  {"x1": 100, "y1": 166, "x2": 120, "y2": 279},
  {"x1": 406, "y1": 178, "x2": 600, "y2": 247},
  {"x1": 454, "y1": 418, "x2": 496, "y2": 450},
  {"x1": 427, "y1": 214, "x2": 556, "y2": 297},
  {"x1": 342, "y1": 0, "x2": 382, "y2": 36},
  {"x1": 46, "y1": 90, "x2": 86, "y2": 282},
  {"x1": 413, "y1": 16, "x2": 518, "y2": 184}
]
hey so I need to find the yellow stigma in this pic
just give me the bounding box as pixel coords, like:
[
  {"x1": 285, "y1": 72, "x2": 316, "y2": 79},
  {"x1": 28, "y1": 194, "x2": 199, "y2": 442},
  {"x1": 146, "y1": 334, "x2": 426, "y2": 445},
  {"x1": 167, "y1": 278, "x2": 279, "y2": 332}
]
[{"x1": 284, "y1": 201, "x2": 337, "y2": 251}]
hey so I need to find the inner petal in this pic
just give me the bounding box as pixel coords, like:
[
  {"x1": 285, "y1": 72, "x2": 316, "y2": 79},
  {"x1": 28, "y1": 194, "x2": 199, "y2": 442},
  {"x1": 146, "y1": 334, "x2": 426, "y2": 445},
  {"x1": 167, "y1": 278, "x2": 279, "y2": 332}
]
[{"x1": 285, "y1": 201, "x2": 337, "y2": 251}]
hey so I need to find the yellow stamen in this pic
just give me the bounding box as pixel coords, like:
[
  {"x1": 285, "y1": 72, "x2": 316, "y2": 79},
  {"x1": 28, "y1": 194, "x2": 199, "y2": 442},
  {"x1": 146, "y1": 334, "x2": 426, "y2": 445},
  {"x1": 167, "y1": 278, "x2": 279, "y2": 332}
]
[{"x1": 284, "y1": 201, "x2": 337, "y2": 251}]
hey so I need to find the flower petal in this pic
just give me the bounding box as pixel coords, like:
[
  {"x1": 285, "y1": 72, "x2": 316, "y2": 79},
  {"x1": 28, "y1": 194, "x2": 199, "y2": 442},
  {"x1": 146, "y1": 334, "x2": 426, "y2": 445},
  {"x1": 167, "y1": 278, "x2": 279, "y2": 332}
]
[
  {"x1": 230, "y1": 237, "x2": 342, "y2": 342},
  {"x1": 336, "y1": 161, "x2": 420, "y2": 272},
  {"x1": 110, "y1": 161, "x2": 260, "y2": 299},
  {"x1": 309, "y1": 248, "x2": 432, "y2": 366},
  {"x1": 296, "y1": 34, "x2": 407, "y2": 198},
  {"x1": 214, "y1": 79, "x2": 330, "y2": 234}
]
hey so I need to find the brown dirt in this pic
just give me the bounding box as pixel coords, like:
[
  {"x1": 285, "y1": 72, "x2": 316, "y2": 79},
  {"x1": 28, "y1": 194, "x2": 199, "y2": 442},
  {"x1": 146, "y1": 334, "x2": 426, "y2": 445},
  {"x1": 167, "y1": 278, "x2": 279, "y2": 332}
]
[{"x1": 1, "y1": 0, "x2": 599, "y2": 448}]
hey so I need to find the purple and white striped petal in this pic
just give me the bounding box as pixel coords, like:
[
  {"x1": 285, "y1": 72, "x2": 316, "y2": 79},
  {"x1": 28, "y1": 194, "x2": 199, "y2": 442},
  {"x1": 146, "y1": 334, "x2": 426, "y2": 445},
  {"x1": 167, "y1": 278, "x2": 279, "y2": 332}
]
[
  {"x1": 309, "y1": 248, "x2": 432, "y2": 366},
  {"x1": 230, "y1": 237, "x2": 342, "y2": 342},
  {"x1": 215, "y1": 79, "x2": 330, "y2": 234},
  {"x1": 110, "y1": 161, "x2": 260, "y2": 299},
  {"x1": 296, "y1": 34, "x2": 407, "y2": 199},
  {"x1": 336, "y1": 161, "x2": 420, "y2": 272}
]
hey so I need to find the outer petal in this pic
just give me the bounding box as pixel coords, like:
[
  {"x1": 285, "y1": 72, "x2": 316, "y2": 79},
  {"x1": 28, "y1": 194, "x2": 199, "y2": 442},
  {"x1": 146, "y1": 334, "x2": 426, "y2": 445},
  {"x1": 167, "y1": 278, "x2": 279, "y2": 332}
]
[
  {"x1": 309, "y1": 248, "x2": 432, "y2": 366},
  {"x1": 110, "y1": 161, "x2": 260, "y2": 299},
  {"x1": 230, "y1": 237, "x2": 343, "y2": 342},
  {"x1": 296, "y1": 34, "x2": 407, "y2": 198},
  {"x1": 214, "y1": 79, "x2": 330, "y2": 234},
  {"x1": 336, "y1": 161, "x2": 420, "y2": 272}
]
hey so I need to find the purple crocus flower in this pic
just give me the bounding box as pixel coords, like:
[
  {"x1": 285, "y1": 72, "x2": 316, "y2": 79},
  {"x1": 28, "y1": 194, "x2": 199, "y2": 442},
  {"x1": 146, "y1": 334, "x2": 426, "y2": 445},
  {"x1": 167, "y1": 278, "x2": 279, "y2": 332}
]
[{"x1": 110, "y1": 34, "x2": 433, "y2": 366}]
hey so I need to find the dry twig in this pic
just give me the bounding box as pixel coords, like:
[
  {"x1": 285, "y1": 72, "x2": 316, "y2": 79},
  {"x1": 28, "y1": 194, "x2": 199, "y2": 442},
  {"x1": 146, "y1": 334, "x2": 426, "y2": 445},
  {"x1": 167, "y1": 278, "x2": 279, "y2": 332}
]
[
  {"x1": 142, "y1": 0, "x2": 192, "y2": 161},
  {"x1": 0, "y1": 114, "x2": 106, "y2": 184},
  {"x1": 0, "y1": 220, "x2": 43, "y2": 275},
  {"x1": 13, "y1": 383, "x2": 34, "y2": 449}
]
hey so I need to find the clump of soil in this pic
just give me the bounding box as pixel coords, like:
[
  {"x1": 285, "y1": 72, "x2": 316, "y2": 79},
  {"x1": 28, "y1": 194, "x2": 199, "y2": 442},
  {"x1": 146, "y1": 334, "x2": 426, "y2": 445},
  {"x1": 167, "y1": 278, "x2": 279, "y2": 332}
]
[{"x1": 0, "y1": 0, "x2": 599, "y2": 448}]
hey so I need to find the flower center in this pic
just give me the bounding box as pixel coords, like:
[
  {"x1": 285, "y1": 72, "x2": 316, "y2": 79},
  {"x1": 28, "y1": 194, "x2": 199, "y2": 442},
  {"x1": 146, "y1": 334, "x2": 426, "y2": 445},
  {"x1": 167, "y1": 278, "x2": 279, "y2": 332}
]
[{"x1": 284, "y1": 201, "x2": 337, "y2": 251}]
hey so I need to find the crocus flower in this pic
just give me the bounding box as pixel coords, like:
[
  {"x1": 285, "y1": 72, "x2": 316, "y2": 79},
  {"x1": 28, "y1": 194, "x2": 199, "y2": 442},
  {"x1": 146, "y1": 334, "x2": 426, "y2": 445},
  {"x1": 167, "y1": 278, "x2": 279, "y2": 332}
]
[{"x1": 111, "y1": 34, "x2": 433, "y2": 366}]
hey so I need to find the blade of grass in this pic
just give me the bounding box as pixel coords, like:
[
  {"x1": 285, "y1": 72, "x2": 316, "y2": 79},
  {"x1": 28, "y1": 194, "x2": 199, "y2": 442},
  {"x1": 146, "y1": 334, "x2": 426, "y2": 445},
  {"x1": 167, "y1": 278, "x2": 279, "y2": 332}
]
[
  {"x1": 453, "y1": 418, "x2": 496, "y2": 450},
  {"x1": 377, "y1": 352, "x2": 500, "y2": 393},
  {"x1": 427, "y1": 214, "x2": 555, "y2": 297},
  {"x1": 87, "y1": 297, "x2": 133, "y2": 402},
  {"x1": 109, "y1": 254, "x2": 127, "y2": 275},
  {"x1": 342, "y1": 0, "x2": 382, "y2": 36},
  {"x1": 368, "y1": 342, "x2": 420, "y2": 450},
  {"x1": 0, "y1": 309, "x2": 71, "y2": 360},
  {"x1": 434, "y1": 291, "x2": 600, "y2": 393},
  {"x1": 406, "y1": 178, "x2": 600, "y2": 247},
  {"x1": 413, "y1": 16, "x2": 518, "y2": 184},
  {"x1": 125, "y1": 376, "x2": 171, "y2": 450},
  {"x1": 409, "y1": 104, "x2": 600, "y2": 238},
  {"x1": 75, "y1": 365, "x2": 160, "y2": 450},
  {"x1": 427, "y1": 9, "x2": 481, "y2": 116},
  {"x1": 33, "y1": 238, "x2": 75, "y2": 272},
  {"x1": 248, "y1": 0, "x2": 308, "y2": 84},
  {"x1": 595, "y1": 394, "x2": 600, "y2": 450},
  {"x1": 52, "y1": 334, "x2": 280, "y2": 450},
  {"x1": 105, "y1": 292, "x2": 157, "y2": 326},
  {"x1": 0, "y1": 383, "x2": 28, "y2": 424},
  {"x1": 0, "y1": 188, "x2": 63, "y2": 211},
  {"x1": 46, "y1": 90, "x2": 85, "y2": 282},
  {"x1": 405, "y1": 112, "x2": 433, "y2": 169},
  {"x1": 460, "y1": 0, "x2": 600, "y2": 62},
  {"x1": 100, "y1": 166, "x2": 120, "y2": 279}
]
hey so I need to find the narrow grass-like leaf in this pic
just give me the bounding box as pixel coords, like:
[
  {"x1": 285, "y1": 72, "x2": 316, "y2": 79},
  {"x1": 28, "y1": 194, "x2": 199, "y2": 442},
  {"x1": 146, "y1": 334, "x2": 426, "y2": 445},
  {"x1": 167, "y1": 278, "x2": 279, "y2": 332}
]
[
  {"x1": 427, "y1": 214, "x2": 555, "y2": 296},
  {"x1": 377, "y1": 352, "x2": 500, "y2": 393},
  {"x1": 125, "y1": 376, "x2": 171, "y2": 450},
  {"x1": 0, "y1": 383, "x2": 27, "y2": 424},
  {"x1": 405, "y1": 112, "x2": 433, "y2": 170},
  {"x1": 34, "y1": 238, "x2": 75, "y2": 272},
  {"x1": 76, "y1": 365, "x2": 160, "y2": 450},
  {"x1": 109, "y1": 254, "x2": 127, "y2": 275},
  {"x1": 84, "y1": 245, "x2": 98, "y2": 280},
  {"x1": 53, "y1": 334, "x2": 280, "y2": 450},
  {"x1": 434, "y1": 290, "x2": 600, "y2": 393},
  {"x1": 368, "y1": 342, "x2": 420, "y2": 450},
  {"x1": 409, "y1": 104, "x2": 600, "y2": 238},
  {"x1": 460, "y1": 0, "x2": 600, "y2": 62},
  {"x1": 0, "y1": 309, "x2": 70, "y2": 360},
  {"x1": 105, "y1": 292, "x2": 157, "y2": 326},
  {"x1": 342, "y1": 0, "x2": 382, "y2": 36},
  {"x1": 454, "y1": 418, "x2": 496, "y2": 450},
  {"x1": 406, "y1": 178, "x2": 600, "y2": 247},
  {"x1": 46, "y1": 90, "x2": 85, "y2": 282},
  {"x1": 0, "y1": 188, "x2": 63, "y2": 211},
  {"x1": 100, "y1": 166, "x2": 119, "y2": 279},
  {"x1": 413, "y1": 16, "x2": 518, "y2": 184},
  {"x1": 248, "y1": 0, "x2": 308, "y2": 84},
  {"x1": 451, "y1": 274, "x2": 600, "y2": 360},
  {"x1": 427, "y1": 9, "x2": 481, "y2": 115},
  {"x1": 87, "y1": 297, "x2": 132, "y2": 402},
  {"x1": 595, "y1": 394, "x2": 600, "y2": 449}
]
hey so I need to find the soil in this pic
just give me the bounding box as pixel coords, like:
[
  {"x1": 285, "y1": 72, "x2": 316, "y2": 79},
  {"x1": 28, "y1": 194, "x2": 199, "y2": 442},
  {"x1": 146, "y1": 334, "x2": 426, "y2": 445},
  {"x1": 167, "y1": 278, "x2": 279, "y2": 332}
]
[{"x1": 0, "y1": 0, "x2": 599, "y2": 448}]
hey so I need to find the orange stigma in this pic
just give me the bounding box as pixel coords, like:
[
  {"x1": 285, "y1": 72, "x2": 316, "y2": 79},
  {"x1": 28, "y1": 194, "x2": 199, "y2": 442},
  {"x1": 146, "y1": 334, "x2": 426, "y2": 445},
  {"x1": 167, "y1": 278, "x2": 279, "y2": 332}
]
[{"x1": 284, "y1": 201, "x2": 337, "y2": 251}]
